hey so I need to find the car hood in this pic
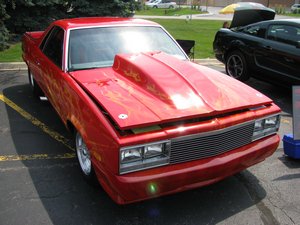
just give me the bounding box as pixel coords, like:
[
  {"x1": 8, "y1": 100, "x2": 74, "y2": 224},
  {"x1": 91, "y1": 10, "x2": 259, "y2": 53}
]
[
  {"x1": 230, "y1": 8, "x2": 275, "y2": 28},
  {"x1": 69, "y1": 52, "x2": 272, "y2": 129}
]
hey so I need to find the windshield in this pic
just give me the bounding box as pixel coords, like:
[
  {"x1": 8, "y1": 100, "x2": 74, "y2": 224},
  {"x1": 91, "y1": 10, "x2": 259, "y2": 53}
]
[{"x1": 68, "y1": 26, "x2": 187, "y2": 71}]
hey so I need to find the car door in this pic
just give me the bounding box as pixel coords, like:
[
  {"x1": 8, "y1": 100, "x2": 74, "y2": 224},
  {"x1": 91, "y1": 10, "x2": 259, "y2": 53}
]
[
  {"x1": 159, "y1": 0, "x2": 166, "y2": 8},
  {"x1": 255, "y1": 24, "x2": 300, "y2": 85},
  {"x1": 36, "y1": 26, "x2": 69, "y2": 118}
]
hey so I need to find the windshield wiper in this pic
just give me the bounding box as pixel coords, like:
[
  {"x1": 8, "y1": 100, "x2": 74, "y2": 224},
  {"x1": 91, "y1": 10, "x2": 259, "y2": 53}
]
[{"x1": 68, "y1": 66, "x2": 102, "y2": 72}]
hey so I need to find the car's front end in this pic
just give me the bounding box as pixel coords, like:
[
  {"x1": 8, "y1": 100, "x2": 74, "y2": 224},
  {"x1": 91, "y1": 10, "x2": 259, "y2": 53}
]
[{"x1": 95, "y1": 104, "x2": 280, "y2": 204}]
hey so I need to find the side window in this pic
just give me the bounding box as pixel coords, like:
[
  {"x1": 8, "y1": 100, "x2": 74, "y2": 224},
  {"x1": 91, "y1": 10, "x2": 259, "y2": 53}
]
[
  {"x1": 41, "y1": 26, "x2": 64, "y2": 68},
  {"x1": 267, "y1": 24, "x2": 300, "y2": 46},
  {"x1": 243, "y1": 25, "x2": 264, "y2": 38}
]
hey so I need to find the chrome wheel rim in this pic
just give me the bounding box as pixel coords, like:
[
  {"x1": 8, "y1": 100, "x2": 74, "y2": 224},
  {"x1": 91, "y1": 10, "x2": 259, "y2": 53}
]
[
  {"x1": 227, "y1": 55, "x2": 244, "y2": 79},
  {"x1": 76, "y1": 132, "x2": 92, "y2": 176}
]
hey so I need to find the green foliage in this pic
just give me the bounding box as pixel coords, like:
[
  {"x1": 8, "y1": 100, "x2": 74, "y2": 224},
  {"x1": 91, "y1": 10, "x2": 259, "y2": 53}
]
[
  {"x1": 0, "y1": 24, "x2": 9, "y2": 51},
  {"x1": 6, "y1": 0, "x2": 69, "y2": 34},
  {"x1": 0, "y1": 42, "x2": 22, "y2": 61},
  {"x1": 150, "y1": 19, "x2": 221, "y2": 59},
  {"x1": 292, "y1": 9, "x2": 300, "y2": 14},
  {"x1": 1, "y1": 0, "x2": 137, "y2": 52},
  {"x1": 0, "y1": 2, "x2": 9, "y2": 51},
  {"x1": 283, "y1": 12, "x2": 300, "y2": 17},
  {"x1": 68, "y1": 0, "x2": 136, "y2": 17},
  {"x1": 274, "y1": 5, "x2": 286, "y2": 14}
]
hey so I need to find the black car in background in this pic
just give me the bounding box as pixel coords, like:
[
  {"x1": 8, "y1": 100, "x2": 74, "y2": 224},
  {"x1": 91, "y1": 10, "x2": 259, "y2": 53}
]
[{"x1": 213, "y1": 9, "x2": 300, "y2": 86}]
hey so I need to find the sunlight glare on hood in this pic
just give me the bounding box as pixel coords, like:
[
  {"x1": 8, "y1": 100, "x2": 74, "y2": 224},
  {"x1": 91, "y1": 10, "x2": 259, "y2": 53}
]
[{"x1": 171, "y1": 92, "x2": 204, "y2": 110}]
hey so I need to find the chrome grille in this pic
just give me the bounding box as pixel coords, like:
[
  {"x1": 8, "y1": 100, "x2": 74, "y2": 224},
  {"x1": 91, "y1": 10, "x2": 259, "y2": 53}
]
[{"x1": 170, "y1": 122, "x2": 255, "y2": 164}]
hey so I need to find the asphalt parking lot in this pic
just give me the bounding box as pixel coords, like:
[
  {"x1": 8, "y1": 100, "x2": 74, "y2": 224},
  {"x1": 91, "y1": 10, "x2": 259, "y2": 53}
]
[{"x1": 0, "y1": 65, "x2": 299, "y2": 225}]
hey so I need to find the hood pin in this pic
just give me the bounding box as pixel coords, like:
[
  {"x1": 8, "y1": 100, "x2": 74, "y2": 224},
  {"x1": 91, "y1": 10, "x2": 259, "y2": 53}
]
[{"x1": 118, "y1": 114, "x2": 128, "y2": 119}]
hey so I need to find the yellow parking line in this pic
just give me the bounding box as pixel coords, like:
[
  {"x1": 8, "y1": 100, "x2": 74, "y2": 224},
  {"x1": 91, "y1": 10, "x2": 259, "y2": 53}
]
[
  {"x1": 0, "y1": 94, "x2": 74, "y2": 151},
  {"x1": 0, "y1": 153, "x2": 76, "y2": 162}
]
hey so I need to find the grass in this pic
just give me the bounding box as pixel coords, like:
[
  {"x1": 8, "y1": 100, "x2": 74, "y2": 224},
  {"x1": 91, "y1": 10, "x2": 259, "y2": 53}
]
[
  {"x1": 0, "y1": 19, "x2": 221, "y2": 62},
  {"x1": 150, "y1": 19, "x2": 221, "y2": 59},
  {"x1": 0, "y1": 43, "x2": 23, "y2": 62},
  {"x1": 282, "y1": 13, "x2": 300, "y2": 17},
  {"x1": 136, "y1": 7, "x2": 205, "y2": 16}
]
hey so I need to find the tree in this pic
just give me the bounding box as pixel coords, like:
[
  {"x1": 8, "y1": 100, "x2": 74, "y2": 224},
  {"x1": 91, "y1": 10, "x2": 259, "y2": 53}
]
[
  {"x1": 0, "y1": 1, "x2": 10, "y2": 50},
  {"x1": 5, "y1": 0, "x2": 137, "y2": 35},
  {"x1": 1, "y1": 0, "x2": 137, "y2": 51},
  {"x1": 5, "y1": 0, "x2": 68, "y2": 34},
  {"x1": 67, "y1": 0, "x2": 136, "y2": 17}
]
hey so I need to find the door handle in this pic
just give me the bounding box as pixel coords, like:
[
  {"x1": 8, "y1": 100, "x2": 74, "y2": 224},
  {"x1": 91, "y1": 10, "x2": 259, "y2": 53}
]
[
  {"x1": 284, "y1": 57, "x2": 294, "y2": 63},
  {"x1": 263, "y1": 46, "x2": 273, "y2": 50}
]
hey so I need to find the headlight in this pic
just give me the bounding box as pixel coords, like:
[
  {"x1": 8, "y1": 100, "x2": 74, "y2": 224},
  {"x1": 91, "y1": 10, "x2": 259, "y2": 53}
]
[
  {"x1": 120, "y1": 140, "x2": 170, "y2": 174},
  {"x1": 252, "y1": 115, "x2": 280, "y2": 141},
  {"x1": 121, "y1": 148, "x2": 142, "y2": 163}
]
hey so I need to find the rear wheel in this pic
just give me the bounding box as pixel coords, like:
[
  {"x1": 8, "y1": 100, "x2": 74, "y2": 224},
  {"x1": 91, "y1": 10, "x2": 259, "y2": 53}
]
[
  {"x1": 28, "y1": 68, "x2": 44, "y2": 97},
  {"x1": 75, "y1": 131, "x2": 97, "y2": 183},
  {"x1": 225, "y1": 50, "x2": 250, "y2": 81}
]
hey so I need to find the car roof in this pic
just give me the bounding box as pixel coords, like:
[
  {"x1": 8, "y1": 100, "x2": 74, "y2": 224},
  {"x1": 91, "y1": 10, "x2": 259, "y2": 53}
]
[
  {"x1": 270, "y1": 19, "x2": 300, "y2": 23},
  {"x1": 243, "y1": 19, "x2": 300, "y2": 28},
  {"x1": 262, "y1": 19, "x2": 300, "y2": 25},
  {"x1": 52, "y1": 17, "x2": 159, "y2": 30}
]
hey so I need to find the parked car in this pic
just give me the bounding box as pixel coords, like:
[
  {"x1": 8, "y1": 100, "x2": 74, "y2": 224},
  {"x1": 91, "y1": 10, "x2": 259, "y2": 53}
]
[
  {"x1": 22, "y1": 17, "x2": 281, "y2": 204},
  {"x1": 213, "y1": 8, "x2": 300, "y2": 86},
  {"x1": 147, "y1": 0, "x2": 177, "y2": 8},
  {"x1": 145, "y1": 0, "x2": 157, "y2": 6},
  {"x1": 291, "y1": 4, "x2": 300, "y2": 13}
]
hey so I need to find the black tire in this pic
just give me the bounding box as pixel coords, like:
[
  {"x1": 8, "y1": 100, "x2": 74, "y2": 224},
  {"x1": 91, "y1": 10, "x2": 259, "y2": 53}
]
[
  {"x1": 28, "y1": 68, "x2": 44, "y2": 97},
  {"x1": 75, "y1": 131, "x2": 97, "y2": 184},
  {"x1": 169, "y1": 5, "x2": 174, "y2": 8},
  {"x1": 225, "y1": 50, "x2": 250, "y2": 81},
  {"x1": 153, "y1": 5, "x2": 158, "y2": 8}
]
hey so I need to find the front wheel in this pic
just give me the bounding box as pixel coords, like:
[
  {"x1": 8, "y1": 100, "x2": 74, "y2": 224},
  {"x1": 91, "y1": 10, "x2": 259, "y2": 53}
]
[
  {"x1": 75, "y1": 131, "x2": 97, "y2": 183},
  {"x1": 225, "y1": 50, "x2": 250, "y2": 81}
]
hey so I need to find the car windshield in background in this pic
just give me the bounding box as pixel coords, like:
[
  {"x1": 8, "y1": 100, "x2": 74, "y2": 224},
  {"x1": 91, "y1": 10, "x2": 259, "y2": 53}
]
[{"x1": 68, "y1": 26, "x2": 187, "y2": 71}]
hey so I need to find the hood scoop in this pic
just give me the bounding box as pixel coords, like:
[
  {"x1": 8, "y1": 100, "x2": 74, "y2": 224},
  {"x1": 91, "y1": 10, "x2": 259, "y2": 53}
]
[{"x1": 112, "y1": 52, "x2": 207, "y2": 110}]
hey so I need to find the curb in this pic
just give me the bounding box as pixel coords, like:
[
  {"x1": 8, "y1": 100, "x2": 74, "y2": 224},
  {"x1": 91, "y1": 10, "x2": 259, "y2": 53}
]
[
  {"x1": 194, "y1": 58, "x2": 223, "y2": 66},
  {"x1": 0, "y1": 62, "x2": 27, "y2": 71},
  {"x1": 0, "y1": 59, "x2": 222, "y2": 71}
]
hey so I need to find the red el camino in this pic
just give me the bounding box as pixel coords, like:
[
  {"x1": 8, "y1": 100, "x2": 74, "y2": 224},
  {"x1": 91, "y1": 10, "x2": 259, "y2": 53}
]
[{"x1": 22, "y1": 17, "x2": 281, "y2": 204}]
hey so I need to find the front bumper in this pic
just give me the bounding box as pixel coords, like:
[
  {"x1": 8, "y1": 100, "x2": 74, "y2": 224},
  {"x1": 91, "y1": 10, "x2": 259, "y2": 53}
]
[{"x1": 95, "y1": 134, "x2": 279, "y2": 204}]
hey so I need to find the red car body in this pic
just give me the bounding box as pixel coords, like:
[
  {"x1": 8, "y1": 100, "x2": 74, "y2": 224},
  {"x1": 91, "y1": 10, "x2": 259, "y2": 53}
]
[{"x1": 22, "y1": 17, "x2": 281, "y2": 204}]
